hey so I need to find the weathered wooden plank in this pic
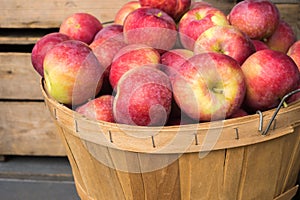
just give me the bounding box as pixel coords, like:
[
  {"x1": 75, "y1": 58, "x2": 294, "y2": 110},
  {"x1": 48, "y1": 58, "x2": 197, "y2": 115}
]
[
  {"x1": 0, "y1": 53, "x2": 43, "y2": 100},
  {"x1": 0, "y1": 101, "x2": 65, "y2": 156},
  {"x1": 0, "y1": 0, "x2": 130, "y2": 28}
]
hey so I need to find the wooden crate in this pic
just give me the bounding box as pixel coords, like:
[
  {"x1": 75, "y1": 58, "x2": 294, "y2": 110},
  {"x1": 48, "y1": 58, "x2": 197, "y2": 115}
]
[
  {"x1": 0, "y1": 0, "x2": 299, "y2": 158},
  {"x1": 0, "y1": 0, "x2": 130, "y2": 157}
]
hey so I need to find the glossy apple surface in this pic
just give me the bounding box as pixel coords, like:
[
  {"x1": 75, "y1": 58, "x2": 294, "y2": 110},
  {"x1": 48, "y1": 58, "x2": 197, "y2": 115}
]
[
  {"x1": 114, "y1": 1, "x2": 141, "y2": 25},
  {"x1": 172, "y1": 52, "x2": 246, "y2": 121},
  {"x1": 265, "y1": 20, "x2": 296, "y2": 53},
  {"x1": 76, "y1": 95, "x2": 115, "y2": 122},
  {"x1": 194, "y1": 25, "x2": 255, "y2": 65},
  {"x1": 228, "y1": 0, "x2": 280, "y2": 40},
  {"x1": 241, "y1": 49, "x2": 300, "y2": 112},
  {"x1": 287, "y1": 40, "x2": 300, "y2": 71},
  {"x1": 178, "y1": 6, "x2": 229, "y2": 50},
  {"x1": 44, "y1": 40, "x2": 104, "y2": 106},
  {"x1": 123, "y1": 7, "x2": 177, "y2": 51},
  {"x1": 90, "y1": 25, "x2": 126, "y2": 78},
  {"x1": 139, "y1": 0, "x2": 191, "y2": 21},
  {"x1": 31, "y1": 32, "x2": 70, "y2": 77},
  {"x1": 161, "y1": 48, "x2": 194, "y2": 82},
  {"x1": 251, "y1": 39, "x2": 269, "y2": 51},
  {"x1": 113, "y1": 66, "x2": 172, "y2": 126},
  {"x1": 59, "y1": 13, "x2": 103, "y2": 44},
  {"x1": 109, "y1": 44, "x2": 161, "y2": 89}
]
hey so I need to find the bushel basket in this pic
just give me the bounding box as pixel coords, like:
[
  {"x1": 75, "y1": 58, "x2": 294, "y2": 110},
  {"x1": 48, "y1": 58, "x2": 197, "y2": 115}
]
[{"x1": 41, "y1": 79, "x2": 300, "y2": 200}]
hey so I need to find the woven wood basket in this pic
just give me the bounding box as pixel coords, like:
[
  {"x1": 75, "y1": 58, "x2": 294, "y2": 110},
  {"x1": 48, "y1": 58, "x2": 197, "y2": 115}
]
[{"x1": 40, "y1": 79, "x2": 299, "y2": 200}]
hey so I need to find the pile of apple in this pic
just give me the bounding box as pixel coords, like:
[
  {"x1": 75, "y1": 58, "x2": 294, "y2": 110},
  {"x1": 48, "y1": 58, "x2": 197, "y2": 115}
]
[{"x1": 31, "y1": 0, "x2": 300, "y2": 127}]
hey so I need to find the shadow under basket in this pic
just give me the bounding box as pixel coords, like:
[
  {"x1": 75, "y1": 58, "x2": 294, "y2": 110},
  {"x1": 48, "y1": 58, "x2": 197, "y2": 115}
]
[{"x1": 40, "y1": 79, "x2": 300, "y2": 200}]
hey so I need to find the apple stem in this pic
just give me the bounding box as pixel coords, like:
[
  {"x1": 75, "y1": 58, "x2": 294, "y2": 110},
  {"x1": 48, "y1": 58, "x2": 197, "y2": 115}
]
[
  {"x1": 282, "y1": 100, "x2": 288, "y2": 108},
  {"x1": 212, "y1": 87, "x2": 223, "y2": 94}
]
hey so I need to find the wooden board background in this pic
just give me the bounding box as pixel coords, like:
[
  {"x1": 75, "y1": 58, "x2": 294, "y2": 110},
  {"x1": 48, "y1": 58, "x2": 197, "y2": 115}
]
[
  {"x1": 0, "y1": 0, "x2": 299, "y2": 37},
  {"x1": 0, "y1": 53, "x2": 41, "y2": 100},
  {"x1": 0, "y1": 101, "x2": 65, "y2": 156}
]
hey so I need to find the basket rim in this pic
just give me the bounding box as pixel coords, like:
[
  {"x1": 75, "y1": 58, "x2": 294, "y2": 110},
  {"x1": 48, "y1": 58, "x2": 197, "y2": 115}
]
[{"x1": 40, "y1": 78, "x2": 300, "y2": 153}]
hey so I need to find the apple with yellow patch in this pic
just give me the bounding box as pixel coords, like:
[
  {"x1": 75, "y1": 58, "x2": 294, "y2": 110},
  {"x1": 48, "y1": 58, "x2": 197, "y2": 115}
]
[
  {"x1": 287, "y1": 40, "x2": 300, "y2": 71},
  {"x1": 194, "y1": 25, "x2": 255, "y2": 65},
  {"x1": 44, "y1": 40, "x2": 104, "y2": 106},
  {"x1": 114, "y1": 1, "x2": 141, "y2": 25},
  {"x1": 178, "y1": 5, "x2": 229, "y2": 50},
  {"x1": 172, "y1": 52, "x2": 246, "y2": 121},
  {"x1": 76, "y1": 95, "x2": 115, "y2": 122}
]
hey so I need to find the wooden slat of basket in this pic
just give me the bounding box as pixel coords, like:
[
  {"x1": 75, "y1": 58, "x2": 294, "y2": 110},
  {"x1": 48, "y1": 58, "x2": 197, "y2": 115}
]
[{"x1": 274, "y1": 185, "x2": 299, "y2": 200}]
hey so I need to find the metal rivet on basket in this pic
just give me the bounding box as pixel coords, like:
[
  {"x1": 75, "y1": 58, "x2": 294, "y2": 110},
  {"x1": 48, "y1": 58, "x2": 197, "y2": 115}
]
[
  {"x1": 54, "y1": 108, "x2": 57, "y2": 120},
  {"x1": 109, "y1": 131, "x2": 113, "y2": 143},
  {"x1": 194, "y1": 134, "x2": 199, "y2": 145},
  {"x1": 262, "y1": 88, "x2": 300, "y2": 135},
  {"x1": 272, "y1": 119, "x2": 277, "y2": 130},
  {"x1": 75, "y1": 120, "x2": 79, "y2": 133},
  {"x1": 151, "y1": 136, "x2": 156, "y2": 148},
  {"x1": 235, "y1": 128, "x2": 239, "y2": 140},
  {"x1": 256, "y1": 110, "x2": 263, "y2": 132}
]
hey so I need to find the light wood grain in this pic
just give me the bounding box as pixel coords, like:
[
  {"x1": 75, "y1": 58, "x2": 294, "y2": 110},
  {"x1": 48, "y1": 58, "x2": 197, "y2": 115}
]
[
  {"x1": 0, "y1": 0, "x2": 130, "y2": 28},
  {"x1": 0, "y1": 53, "x2": 42, "y2": 100},
  {"x1": 0, "y1": 101, "x2": 65, "y2": 156}
]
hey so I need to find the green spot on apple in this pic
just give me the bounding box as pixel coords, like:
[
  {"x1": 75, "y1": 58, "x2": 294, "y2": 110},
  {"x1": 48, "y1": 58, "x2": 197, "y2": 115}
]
[
  {"x1": 195, "y1": 12, "x2": 202, "y2": 20},
  {"x1": 157, "y1": 12, "x2": 163, "y2": 18}
]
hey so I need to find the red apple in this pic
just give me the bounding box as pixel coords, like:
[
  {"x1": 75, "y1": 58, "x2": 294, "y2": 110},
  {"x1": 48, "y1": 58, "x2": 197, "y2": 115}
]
[
  {"x1": 123, "y1": 7, "x2": 177, "y2": 52},
  {"x1": 113, "y1": 66, "x2": 172, "y2": 126},
  {"x1": 59, "y1": 13, "x2": 103, "y2": 44},
  {"x1": 93, "y1": 24, "x2": 123, "y2": 42},
  {"x1": 114, "y1": 1, "x2": 141, "y2": 25},
  {"x1": 76, "y1": 95, "x2": 115, "y2": 122},
  {"x1": 241, "y1": 49, "x2": 300, "y2": 112},
  {"x1": 178, "y1": 6, "x2": 229, "y2": 50},
  {"x1": 43, "y1": 40, "x2": 104, "y2": 106},
  {"x1": 109, "y1": 44, "x2": 161, "y2": 89},
  {"x1": 139, "y1": 0, "x2": 191, "y2": 21},
  {"x1": 228, "y1": 108, "x2": 248, "y2": 119},
  {"x1": 166, "y1": 100, "x2": 199, "y2": 126},
  {"x1": 287, "y1": 84, "x2": 300, "y2": 104},
  {"x1": 161, "y1": 48, "x2": 194, "y2": 82},
  {"x1": 194, "y1": 25, "x2": 256, "y2": 65},
  {"x1": 287, "y1": 40, "x2": 300, "y2": 71},
  {"x1": 228, "y1": 0, "x2": 280, "y2": 40},
  {"x1": 265, "y1": 20, "x2": 296, "y2": 53},
  {"x1": 172, "y1": 52, "x2": 246, "y2": 121},
  {"x1": 190, "y1": 1, "x2": 213, "y2": 9},
  {"x1": 90, "y1": 25, "x2": 126, "y2": 78},
  {"x1": 251, "y1": 39, "x2": 269, "y2": 51},
  {"x1": 31, "y1": 32, "x2": 70, "y2": 77}
]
